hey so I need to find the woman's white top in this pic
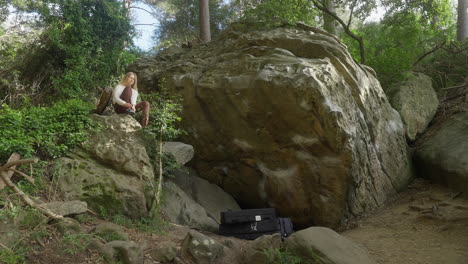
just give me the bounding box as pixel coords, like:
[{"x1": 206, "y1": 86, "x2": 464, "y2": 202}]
[{"x1": 113, "y1": 84, "x2": 139, "y2": 106}]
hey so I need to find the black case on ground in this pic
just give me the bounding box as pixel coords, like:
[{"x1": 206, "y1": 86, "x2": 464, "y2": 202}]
[
  {"x1": 218, "y1": 208, "x2": 295, "y2": 240},
  {"x1": 220, "y1": 208, "x2": 277, "y2": 224},
  {"x1": 218, "y1": 219, "x2": 280, "y2": 236}
]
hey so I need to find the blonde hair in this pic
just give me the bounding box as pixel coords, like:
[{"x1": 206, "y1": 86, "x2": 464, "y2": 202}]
[{"x1": 120, "y1": 72, "x2": 138, "y2": 90}]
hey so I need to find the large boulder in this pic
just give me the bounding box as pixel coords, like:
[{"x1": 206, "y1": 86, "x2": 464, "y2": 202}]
[
  {"x1": 55, "y1": 114, "x2": 153, "y2": 218},
  {"x1": 284, "y1": 227, "x2": 376, "y2": 264},
  {"x1": 168, "y1": 168, "x2": 241, "y2": 224},
  {"x1": 161, "y1": 182, "x2": 219, "y2": 232},
  {"x1": 386, "y1": 73, "x2": 439, "y2": 141},
  {"x1": 129, "y1": 23, "x2": 412, "y2": 227},
  {"x1": 414, "y1": 112, "x2": 468, "y2": 196}
]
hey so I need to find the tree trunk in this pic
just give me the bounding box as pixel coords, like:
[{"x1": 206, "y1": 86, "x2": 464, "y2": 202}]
[
  {"x1": 199, "y1": 0, "x2": 211, "y2": 42},
  {"x1": 323, "y1": 0, "x2": 337, "y2": 35},
  {"x1": 123, "y1": 0, "x2": 132, "y2": 10},
  {"x1": 458, "y1": 0, "x2": 468, "y2": 41}
]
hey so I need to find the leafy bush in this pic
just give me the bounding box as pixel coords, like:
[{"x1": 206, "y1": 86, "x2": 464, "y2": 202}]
[
  {"x1": 0, "y1": 0, "x2": 137, "y2": 104},
  {"x1": 240, "y1": 0, "x2": 318, "y2": 27},
  {"x1": 0, "y1": 99, "x2": 95, "y2": 161},
  {"x1": 415, "y1": 41, "x2": 468, "y2": 90},
  {"x1": 264, "y1": 248, "x2": 305, "y2": 264},
  {"x1": 342, "y1": 11, "x2": 455, "y2": 89}
]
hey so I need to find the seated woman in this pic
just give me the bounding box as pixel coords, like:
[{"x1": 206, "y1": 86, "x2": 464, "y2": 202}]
[{"x1": 113, "y1": 72, "x2": 150, "y2": 127}]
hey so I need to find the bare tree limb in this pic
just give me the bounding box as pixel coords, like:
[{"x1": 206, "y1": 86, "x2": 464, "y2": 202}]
[
  {"x1": 133, "y1": 23, "x2": 157, "y2": 26},
  {"x1": 310, "y1": 0, "x2": 366, "y2": 64},
  {"x1": 0, "y1": 242, "x2": 13, "y2": 253},
  {"x1": 413, "y1": 41, "x2": 446, "y2": 66},
  {"x1": 347, "y1": 0, "x2": 359, "y2": 28},
  {"x1": 2, "y1": 158, "x2": 39, "y2": 169},
  {"x1": 0, "y1": 154, "x2": 63, "y2": 220},
  {"x1": 0, "y1": 153, "x2": 20, "y2": 190},
  {"x1": 129, "y1": 6, "x2": 156, "y2": 16},
  {"x1": 8, "y1": 168, "x2": 35, "y2": 184}
]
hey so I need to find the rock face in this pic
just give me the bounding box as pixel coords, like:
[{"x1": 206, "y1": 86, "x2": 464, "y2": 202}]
[
  {"x1": 414, "y1": 112, "x2": 468, "y2": 196},
  {"x1": 129, "y1": 24, "x2": 412, "y2": 227},
  {"x1": 386, "y1": 73, "x2": 439, "y2": 141},
  {"x1": 55, "y1": 114, "x2": 153, "y2": 218},
  {"x1": 167, "y1": 168, "x2": 241, "y2": 224},
  {"x1": 284, "y1": 227, "x2": 376, "y2": 264}
]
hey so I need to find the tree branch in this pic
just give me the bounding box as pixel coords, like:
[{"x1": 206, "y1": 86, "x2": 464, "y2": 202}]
[
  {"x1": 0, "y1": 154, "x2": 63, "y2": 220},
  {"x1": 8, "y1": 168, "x2": 35, "y2": 184},
  {"x1": 347, "y1": 0, "x2": 358, "y2": 28},
  {"x1": 1, "y1": 158, "x2": 39, "y2": 170},
  {"x1": 413, "y1": 41, "x2": 446, "y2": 66},
  {"x1": 129, "y1": 6, "x2": 156, "y2": 16},
  {"x1": 133, "y1": 23, "x2": 157, "y2": 26},
  {"x1": 310, "y1": 0, "x2": 366, "y2": 63}
]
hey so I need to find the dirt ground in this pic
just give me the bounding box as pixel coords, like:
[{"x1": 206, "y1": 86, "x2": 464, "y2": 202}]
[
  {"x1": 341, "y1": 179, "x2": 468, "y2": 264},
  {"x1": 23, "y1": 178, "x2": 468, "y2": 264}
]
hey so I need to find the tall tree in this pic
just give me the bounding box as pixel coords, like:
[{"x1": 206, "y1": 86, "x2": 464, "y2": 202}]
[
  {"x1": 310, "y1": 0, "x2": 369, "y2": 63},
  {"x1": 458, "y1": 0, "x2": 468, "y2": 41},
  {"x1": 322, "y1": 0, "x2": 337, "y2": 35},
  {"x1": 199, "y1": 0, "x2": 211, "y2": 42}
]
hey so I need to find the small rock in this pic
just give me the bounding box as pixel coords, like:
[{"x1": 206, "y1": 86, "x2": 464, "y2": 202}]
[
  {"x1": 54, "y1": 217, "x2": 83, "y2": 235},
  {"x1": 94, "y1": 222, "x2": 129, "y2": 242},
  {"x1": 181, "y1": 230, "x2": 224, "y2": 264},
  {"x1": 107, "y1": 240, "x2": 144, "y2": 264},
  {"x1": 163, "y1": 142, "x2": 194, "y2": 166},
  {"x1": 42, "y1": 200, "x2": 88, "y2": 216},
  {"x1": 149, "y1": 241, "x2": 179, "y2": 262}
]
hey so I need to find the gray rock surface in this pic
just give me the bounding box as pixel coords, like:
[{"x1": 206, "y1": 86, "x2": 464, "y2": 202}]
[
  {"x1": 54, "y1": 217, "x2": 83, "y2": 235},
  {"x1": 94, "y1": 222, "x2": 129, "y2": 242},
  {"x1": 414, "y1": 112, "x2": 468, "y2": 197},
  {"x1": 241, "y1": 234, "x2": 282, "y2": 264},
  {"x1": 149, "y1": 241, "x2": 179, "y2": 263},
  {"x1": 181, "y1": 230, "x2": 224, "y2": 264},
  {"x1": 106, "y1": 240, "x2": 144, "y2": 264},
  {"x1": 129, "y1": 23, "x2": 413, "y2": 227},
  {"x1": 161, "y1": 182, "x2": 218, "y2": 232},
  {"x1": 284, "y1": 226, "x2": 376, "y2": 264},
  {"x1": 386, "y1": 72, "x2": 439, "y2": 141},
  {"x1": 163, "y1": 142, "x2": 195, "y2": 166},
  {"x1": 42, "y1": 200, "x2": 88, "y2": 217},
  {"x1": 55, "y1": 114, "x2": 153, "y2": 218},
  {"x1": 168, "y1": 168, "x2": 241, "y2": 224}
]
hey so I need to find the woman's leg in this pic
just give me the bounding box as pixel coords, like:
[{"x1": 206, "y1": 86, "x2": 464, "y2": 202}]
[{"x1": 135, "y1": 101, "x2": 150, "y2": 127}]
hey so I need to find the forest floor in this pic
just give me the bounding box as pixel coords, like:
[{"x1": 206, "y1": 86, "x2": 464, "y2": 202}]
[
  {"x1": 342, "y1": 178, "x2": 468, "y2": 264},
  {"x1": 23, "y1": 178, "x2": 468, "y2": 264}
]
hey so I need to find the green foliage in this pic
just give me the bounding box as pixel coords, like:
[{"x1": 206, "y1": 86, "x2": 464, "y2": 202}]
[
  {"x1": 342, "y1": 10, "x2": 455, "y2": 89},
  {"x1": 62, "y1": 233, "x2": 93, "y2": 255},
  {"x1": 156, "y1": 0, "x2": 233, "y2": 47},
  {"x1": 17, "y1": 208, "x2": 46, "y2": 229},
  {"x1": 111, "y1": 214, "x2": 169, "y2": 234},
  {"x1": 239, "y1": 0, "x2": 318, "y2": 27},
  {"x1": 264, "y1": 248, "x2": 305, "y2": 264},
  {"x1": 0, "y1": 0, "x2": 136, "y2": 103},
  {"x1": 414, "y1": 41, "x2": 468, "y2": 90},
  {"x1": 0, "y1": 249, "x2": 26, "y2": 264},
  {"x1": 140, "y1": 90, "x2": 185, "y2": 142},
  {"x1": 0, "y1": 99, "x2": 95, "y2": 161}
]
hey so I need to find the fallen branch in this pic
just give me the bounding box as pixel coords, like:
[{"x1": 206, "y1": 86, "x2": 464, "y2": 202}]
[
  {"x1": 0, "y1": 153, "x2": 20, "y2": 191},
  {"x1": 8, "y1": 168, "x2": 35, "y2": 184},
  {"x1": 0, "y1": 241, "x2": 13, "y2": 252},
  {"x1": 0, "y1": 153, "x2": 63, "y2": 221},
  {"x1": 441, "y1": 84, "x2": 468, "y2": 90}
]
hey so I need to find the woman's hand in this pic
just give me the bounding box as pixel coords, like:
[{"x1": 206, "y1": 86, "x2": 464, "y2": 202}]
[{"x1": 125, "y1": 103, "x2": 135, "y2": 110}]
